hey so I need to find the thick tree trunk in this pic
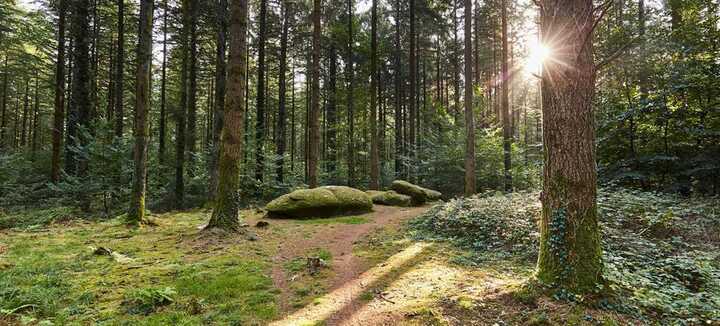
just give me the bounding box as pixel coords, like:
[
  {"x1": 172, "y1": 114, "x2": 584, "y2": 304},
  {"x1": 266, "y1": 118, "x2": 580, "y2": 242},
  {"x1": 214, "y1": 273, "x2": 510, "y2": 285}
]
[
  {"x1": 369, "y1": 0, "x2": 379, "y2": 190},
  {"x1": 69, "y1": 0, "x2": 92, "y2": 178},
  {"x1": 209, "y1": 0, "x2": 228, "y2": 197},
  {"x1": 276, "y1": 0, "x2": 290, "y2": 183},
  {"x1": 308, "y1": 0, "x2": 321, "y2": 188},
  {"x1": 464, "y1": 0, "x2": 476, "y2": 196},
  {"x1": 207, "y1": 0, "x2": 248, "y2": 231},
  {"x1": 501, "y1": 0, "x2": 512, "y2": 192},
  {"x1": 128, "y1": 0, "x2": 154, "y2": 223},
  {"x1": 51, "y1": 0, "x2": 66, "y2": 182},
  {"x1": 536, "y1": 0, "x2": 602, "y2": 294},
  {"x1": 255, "y1": 0, "x2": 267, "y2": 183}
]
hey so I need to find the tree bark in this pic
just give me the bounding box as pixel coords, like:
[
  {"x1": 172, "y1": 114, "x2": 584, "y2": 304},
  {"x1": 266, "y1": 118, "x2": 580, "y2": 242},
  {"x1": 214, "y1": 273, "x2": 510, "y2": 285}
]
[
  {"x1": 68, "y1": 0, "x2": 92, "y2": 178},
  {"x1": 276, "y1": 0, "x2": 290, "y2": 183},
  {"x1": 175, "y1": 0, "x2": 190, "y2": 208},
  {"x1": 186, "y1": 0, "x2": 199, "y2": 156},
  {"x1": 128, "y1": 0, "x2": 154, "y2": 223},
  {"x1": 114, "y1": 0, "x2": 124, "y2": 138},
  {"x1": 51, "y1": 0, "x2": 66, "y2": 182},
  {"x1": 308, "y1": 0, "x2": 321, "y2": 188},
  {"x1": 207, "y1": 0, "x2": 248, "y2": 231},
  {"x1": 501, "y1": 0, "x2": 512, "y2": 192},
  {"x1": 369, "y1": 0, "x2": 379, "y2": 190},
  {"x1": 347, "y1": 0, "x2": 356, "y2": 186},
  {"x1": 536, "y1": 0, "x2": 602, "y2": 294},
  {"x1": 209, "y1": 0, "x2": 228, "y2": 197},
  {"x1": 158, "y1": 0, "x2": 168, "y2": 168},
  {"x1": 393, "y1": 0, "x2": 402, "y2": 178},
  {"x1": 255, "y1": 0, "x2": 268, "y2": 183},
  {"x1": 464, "y1": 0, "x2": 476, "y2": 196}
]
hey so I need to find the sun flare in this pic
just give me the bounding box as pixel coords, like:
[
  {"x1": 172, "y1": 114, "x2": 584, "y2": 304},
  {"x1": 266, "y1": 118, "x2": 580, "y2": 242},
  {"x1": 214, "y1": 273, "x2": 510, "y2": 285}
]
[{"x1": 525, "y1": 40, "x2": 551, "y2": 74}]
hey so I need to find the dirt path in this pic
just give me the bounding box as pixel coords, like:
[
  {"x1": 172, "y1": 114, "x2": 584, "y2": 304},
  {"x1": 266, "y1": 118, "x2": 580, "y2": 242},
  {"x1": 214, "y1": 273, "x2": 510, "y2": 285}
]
[{"x1": 269, "y1": 205, "x2": 430, "y2": 319}]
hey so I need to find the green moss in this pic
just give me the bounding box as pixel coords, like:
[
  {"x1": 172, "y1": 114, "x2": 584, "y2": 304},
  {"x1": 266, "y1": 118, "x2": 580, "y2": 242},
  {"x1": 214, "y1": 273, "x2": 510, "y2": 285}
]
[
  {"x1": 366, "y1": 190, "x2": 413, "y2": 207},
  {"x1": 297, "y1": 215, "x2": 368, "y2": 225},
  {"x1": 265, "y1": 186, "x2": 372, "y2": 218},
  {"x1": 390, "y1": 180, "x2": 442, "y2": 206}
]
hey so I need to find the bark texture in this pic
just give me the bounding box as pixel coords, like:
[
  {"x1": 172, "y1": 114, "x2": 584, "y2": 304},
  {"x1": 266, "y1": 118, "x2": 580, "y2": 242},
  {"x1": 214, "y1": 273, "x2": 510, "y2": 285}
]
[
  {"x1": 207, "y1": 0, "x2": 248, "y2": 231},
  {"x1": 464, "y1": 0, "x2": 475, "y2": 196},
  {"x1": 536, "y1": 0, "x2": 603, "y2": 294}
]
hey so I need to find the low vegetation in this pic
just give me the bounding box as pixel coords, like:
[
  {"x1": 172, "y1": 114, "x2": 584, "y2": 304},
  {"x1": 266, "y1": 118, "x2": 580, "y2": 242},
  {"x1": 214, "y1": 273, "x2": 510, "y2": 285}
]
[{"x1": 410, "y1": 189, "x2": 720, "y2": 324}]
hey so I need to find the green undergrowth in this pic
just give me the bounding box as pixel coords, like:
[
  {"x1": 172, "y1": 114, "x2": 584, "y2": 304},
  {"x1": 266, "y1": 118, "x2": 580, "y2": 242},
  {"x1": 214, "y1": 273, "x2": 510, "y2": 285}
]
[
  {"x1": 0, "y1": 209, "x2": 279, "y2": 325},
  {"x1": 409, "y1": 188, "x2": 720, "y2": 324}
]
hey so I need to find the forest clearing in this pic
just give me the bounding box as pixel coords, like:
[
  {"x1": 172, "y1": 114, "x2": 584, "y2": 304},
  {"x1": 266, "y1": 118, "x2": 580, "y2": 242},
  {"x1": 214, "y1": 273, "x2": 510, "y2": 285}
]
[{"x1": 0, "y1": 0, "x2": 718, "y2": 324}]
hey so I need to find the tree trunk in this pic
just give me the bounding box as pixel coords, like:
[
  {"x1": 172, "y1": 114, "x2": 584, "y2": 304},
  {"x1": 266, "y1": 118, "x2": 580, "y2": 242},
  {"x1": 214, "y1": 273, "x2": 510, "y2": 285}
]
[
  {"x1": 327, "y1": 44, "x2": 338, "y2": 177},
  {"x1": 464, "y1": 0, "x2": 476, "y2": 196},
  {"x1": 159, "y1": 0, "x2": 168, "y2": 168},
  {"x1": 347, "y1": 0, "x2": 356, "y2": 186},
  {"x1": 255, "y1": 0, "x2": 268, "y2": 183},
  {"x1": 69, "y1": 0, "x2": 92, "y2": 178},
  {"x1": 408, "y1": 0, "x2": 417, "y2": 180},
  {"x1": 393, "y1": 0, "x2": 402, "y2": 178},
  {"x1": 276, "y1": 0, "x2": 290, "y2": 183},
  {"x1": 186, "y1": 0, "x2": 199, "y2": 156},
  {"x1": 501, "y1": 0, "x2": 512, "y2": 192},
  {"x1": 21, "y1": 80, "x2": 29, "y2": 147},
  {"x1": 369, "y1": 0, "x2": 379, "y2": 190},
  {"x1": 31, "y1": 78, "x2": 39, "y2": 157},
  {"x1": 209, "y1": 0, "x2": 228, "y2": 197},
  {"x1": 536, "y1": 0, "x2": 602, "y2": 294},
  {"x1": 51, "y1": 0, "x2": 66, "y2": 182},
  {"x1": 308, "y1": 0, "x2": 321, "y2": 188},
  {"x1": 175, "y1": 0, "x2": 191, "y2": 208},
  {"x1": 128, "y1": 0, "x2": 154, "y2": 223},
  {"x1": 114, "y1": 0, "x2": 124, "y2": 138},
  {"x1": 207, "y1": 0, "x2": 248, "y2": 231}
]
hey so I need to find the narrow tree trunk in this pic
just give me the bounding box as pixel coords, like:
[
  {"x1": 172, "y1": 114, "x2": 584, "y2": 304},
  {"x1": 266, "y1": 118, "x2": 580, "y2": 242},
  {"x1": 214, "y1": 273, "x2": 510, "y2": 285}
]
[
  {"x1": 276, "y1": 0, "x2": 290, "y2": 183},
  {"x1": 369, "y1": 0, "x2": 379, "y2": 190},
  {"x1": 327, "y1": 45, "x2": 337, "y2": 176},
  {"x1": 255, "y1": 0, "x2": 268, "y2": 183},
  {"x1": 158, "y1": 0, "x2": 168, "y2": 168},
  {"x1": 21, "y1": 80, "x2": 29, "y2": 147},
  {"x1": 347, "y1": 0, "x2": 356, "y2": 186},
  {"x1": 51, "y1": 0, "x2": 66, "y2": 182},
  {"x1": 408, "y1": 0, "x2": 416, "y2": 179},
  {"x1": 115, "y1": 0, "x2": 125, "y2": 138},
  {"x1": 128, "y1": 0, "x2": 154, "y2": 223},
  {"x1": 501, "y1": 0, "x2": 512, "y2": 192},
  {"x1": 308, "y1": 0, "x2": 321, "y2": 188},
  {"x1": 186, "y1": 0, "x2": 199, "y2": 156},
  {"x1": 393, "y1": 0, "x2": 402, "y2": 178},
  {"x1": 536, "y1": 0, "x2": 602, "y2": 293},
  {"x1": 31, "y1": 78, "x2": 39, "y2": 157},
  {"x1": 175, "y1": 0, "x2": 191, "y2": 208},
  {"x1": 209, "y1": 0, "x2": 228, "y2": 197},
  {"x1": 464, "y1": 0, "x2": 476, "y2": 195},
  {"x1": 207, "y1": 0, "x2": 248, "y2": 231}
]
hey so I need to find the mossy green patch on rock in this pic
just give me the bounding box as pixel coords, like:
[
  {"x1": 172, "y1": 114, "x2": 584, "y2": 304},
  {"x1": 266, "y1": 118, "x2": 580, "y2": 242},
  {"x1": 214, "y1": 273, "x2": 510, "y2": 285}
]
[
  {"x1": 265, "y1": 186, "x2": 373, "y2": 219},
  {"x1": 366, "y1": 190, "x2": 413, "y2": 207},
  {"x1": 390, "y1": 180, "x2": 442, "y2": 206}
]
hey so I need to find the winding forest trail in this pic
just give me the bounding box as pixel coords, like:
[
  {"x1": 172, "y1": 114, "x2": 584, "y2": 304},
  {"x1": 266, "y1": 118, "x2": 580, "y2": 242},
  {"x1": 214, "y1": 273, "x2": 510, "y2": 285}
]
[{"x1": 268, "y1": 205, "x2": 431, "y2": 325}]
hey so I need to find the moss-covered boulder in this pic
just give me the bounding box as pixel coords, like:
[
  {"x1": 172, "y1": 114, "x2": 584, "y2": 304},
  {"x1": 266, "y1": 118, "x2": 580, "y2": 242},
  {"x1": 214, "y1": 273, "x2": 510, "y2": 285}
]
[
  {"x1": 366, "y1": 190, "x2": 413, "y2": 207},
  {"x1": 265, "y1": 186, "x2": 373, "y2": 218},
  {"x1": 390, "y1": 180, "x2": 442, "y2": 205}
]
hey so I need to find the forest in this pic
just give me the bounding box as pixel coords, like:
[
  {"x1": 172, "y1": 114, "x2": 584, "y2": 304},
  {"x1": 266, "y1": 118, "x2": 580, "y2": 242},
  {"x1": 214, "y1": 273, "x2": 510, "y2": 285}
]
[{"x1": 0, "y1": 0, "x2": 718, "y2": 324}]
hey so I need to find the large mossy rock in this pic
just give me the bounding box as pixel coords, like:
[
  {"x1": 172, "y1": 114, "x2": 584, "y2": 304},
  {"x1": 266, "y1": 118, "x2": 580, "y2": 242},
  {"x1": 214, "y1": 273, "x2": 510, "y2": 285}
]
[
  {"x1": 390, "y1": 180, "x2": 442, "y2": 205},
  {"x1": 265, "y1": 186, "x2": 373, "y2": 218},
  {"x1": 366, "y1": 190, "x2": 413, "y2": 207}
]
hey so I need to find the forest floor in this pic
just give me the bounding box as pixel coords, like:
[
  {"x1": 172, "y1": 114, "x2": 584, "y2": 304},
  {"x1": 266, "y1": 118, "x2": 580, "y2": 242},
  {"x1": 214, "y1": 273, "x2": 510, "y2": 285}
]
[{"x1": 1, "y1": 189, "x2": 719, "y2": 325}]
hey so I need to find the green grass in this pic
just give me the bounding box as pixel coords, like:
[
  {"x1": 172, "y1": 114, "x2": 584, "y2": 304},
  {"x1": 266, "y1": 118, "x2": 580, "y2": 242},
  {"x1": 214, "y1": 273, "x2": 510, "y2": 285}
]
[
  {"x1": 284, "y1": 248, "x2": 332, "y2": 273},
  {"x1": 296, "y1": 215, "x2": 368, "y2": 225},
  {"x1": 0, "y1": 209, "x2": 279, "y2": 325}
]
